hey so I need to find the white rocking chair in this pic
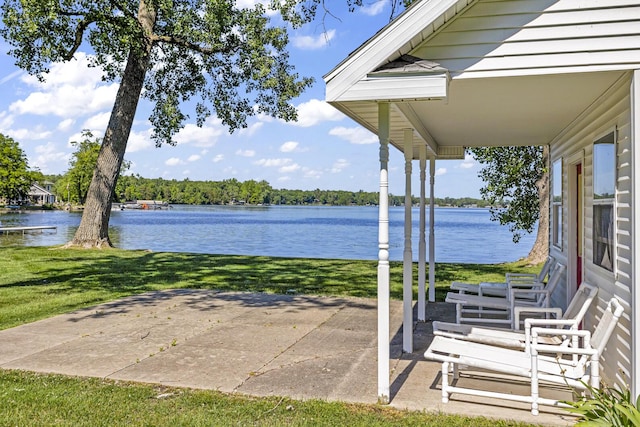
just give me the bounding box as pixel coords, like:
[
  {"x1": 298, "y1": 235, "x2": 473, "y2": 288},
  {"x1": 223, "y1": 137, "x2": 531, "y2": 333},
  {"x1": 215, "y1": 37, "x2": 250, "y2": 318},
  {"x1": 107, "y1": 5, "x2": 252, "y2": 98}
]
[
  {"x1": 445, "y1": 263, "x2": 566, "y2": 328},
  {"x1": 424, "y1": 298, "x2": 624, "y2": 415},
  {"x1": 450, "y1": 256, "x2": 555, "y2": 297},
  {"x1": 433, "y1": 282, "x2": 598, "y2": 350}
]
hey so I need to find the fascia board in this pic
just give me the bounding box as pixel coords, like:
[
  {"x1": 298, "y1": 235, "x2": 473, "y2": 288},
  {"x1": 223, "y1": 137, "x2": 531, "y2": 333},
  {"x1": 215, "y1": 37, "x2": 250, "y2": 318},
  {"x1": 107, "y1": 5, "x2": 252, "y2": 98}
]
[
  {"x1": 336, "y1": 74, "x2": 449, "y2": 102},
  {"x1": 324, "y1": 0, "x2": 467, "y2": 100}
]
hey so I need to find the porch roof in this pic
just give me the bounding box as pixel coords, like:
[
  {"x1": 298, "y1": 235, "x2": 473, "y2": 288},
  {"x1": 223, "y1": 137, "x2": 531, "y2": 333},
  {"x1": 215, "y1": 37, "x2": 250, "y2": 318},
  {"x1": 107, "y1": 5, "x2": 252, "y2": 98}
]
[{"x1": 324, "y1": 0, "x2": 637, "y2": 159}]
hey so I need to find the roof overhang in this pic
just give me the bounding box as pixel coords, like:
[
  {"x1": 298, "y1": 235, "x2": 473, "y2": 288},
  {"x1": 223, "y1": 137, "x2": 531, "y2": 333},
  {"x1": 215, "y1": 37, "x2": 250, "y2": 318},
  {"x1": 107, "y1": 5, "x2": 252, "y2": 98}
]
[{"x1": 328, "y1": 70, "x2": 628, "y2": 160}]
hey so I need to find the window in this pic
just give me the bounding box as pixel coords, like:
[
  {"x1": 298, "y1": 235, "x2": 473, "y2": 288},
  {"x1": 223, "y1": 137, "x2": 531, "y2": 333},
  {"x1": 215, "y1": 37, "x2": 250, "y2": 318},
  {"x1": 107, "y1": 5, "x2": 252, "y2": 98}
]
[
  {"x1": 552, "y1": 159, "x2": 562, "y2": 248},
  {"x1": 592, "y1": 131, "x2": 616, "y2": 272}
]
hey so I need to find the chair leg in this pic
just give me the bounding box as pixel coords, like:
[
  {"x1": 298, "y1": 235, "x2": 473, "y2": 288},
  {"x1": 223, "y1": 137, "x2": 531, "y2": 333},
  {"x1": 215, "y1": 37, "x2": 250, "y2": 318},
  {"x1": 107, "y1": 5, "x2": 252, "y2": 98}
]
[
  {"x1": 441, "y1": 361, "x2": 450, "y2": 403},
  {"x1": 531, "y1": 349, "x2": 539, "y2": 415},
  {"x1": 590, "y1": 354, "x2": 600, "y2": 389}
]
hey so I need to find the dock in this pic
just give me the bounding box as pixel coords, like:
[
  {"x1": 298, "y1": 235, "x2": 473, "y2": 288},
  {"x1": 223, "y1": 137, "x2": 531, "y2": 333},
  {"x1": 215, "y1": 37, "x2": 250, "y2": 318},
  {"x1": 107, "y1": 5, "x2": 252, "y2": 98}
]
[{"x1": 0, "y1": 225, "x2": 57, "y2": 235}]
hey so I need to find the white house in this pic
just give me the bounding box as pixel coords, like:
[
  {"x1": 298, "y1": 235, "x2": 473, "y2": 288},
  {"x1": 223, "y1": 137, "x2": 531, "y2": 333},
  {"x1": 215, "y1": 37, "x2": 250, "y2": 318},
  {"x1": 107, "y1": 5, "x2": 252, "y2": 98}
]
[
  {"x1": 324, "y1": 0, "x2": 640, "y2": 404},
  {"x1": 28, "y1": 182, "x2": 56, "y2": 205}
]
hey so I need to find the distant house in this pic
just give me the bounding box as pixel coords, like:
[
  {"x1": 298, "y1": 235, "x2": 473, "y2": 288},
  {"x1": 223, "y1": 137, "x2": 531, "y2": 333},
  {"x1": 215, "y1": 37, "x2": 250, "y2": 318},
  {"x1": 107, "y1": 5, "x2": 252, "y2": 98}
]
[{"x1": 28, "y1": 182, "x2": 56, "y2": 205}]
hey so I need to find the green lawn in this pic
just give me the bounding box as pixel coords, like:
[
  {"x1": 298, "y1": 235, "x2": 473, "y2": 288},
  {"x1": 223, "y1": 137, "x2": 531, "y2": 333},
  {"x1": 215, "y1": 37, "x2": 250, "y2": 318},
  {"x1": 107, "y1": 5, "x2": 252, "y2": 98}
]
[{"x1": 0, "y1": 246, "x2": 543, "y2": 426}]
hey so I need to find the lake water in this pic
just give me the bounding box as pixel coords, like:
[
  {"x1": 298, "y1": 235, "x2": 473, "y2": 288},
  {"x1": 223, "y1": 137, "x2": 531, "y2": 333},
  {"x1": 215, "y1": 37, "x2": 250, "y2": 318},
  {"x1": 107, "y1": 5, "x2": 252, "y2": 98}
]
[{"x1": 0, "y1": 205, "x2": 536, "y2": 263}]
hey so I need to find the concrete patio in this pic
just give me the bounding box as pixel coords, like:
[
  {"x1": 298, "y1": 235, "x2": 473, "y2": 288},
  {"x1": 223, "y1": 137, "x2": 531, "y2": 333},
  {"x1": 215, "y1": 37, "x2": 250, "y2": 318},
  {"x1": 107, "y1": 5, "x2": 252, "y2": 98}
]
[{"x1": 0, "y1": 290, "x2": 577, "y2": 425}]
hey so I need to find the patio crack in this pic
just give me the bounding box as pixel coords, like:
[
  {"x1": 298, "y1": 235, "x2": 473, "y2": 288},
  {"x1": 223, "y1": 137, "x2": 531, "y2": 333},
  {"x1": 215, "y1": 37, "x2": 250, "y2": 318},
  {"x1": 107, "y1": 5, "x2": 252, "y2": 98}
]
[{"x1": 232, "y1": 302, "x2": 358, "y2": 391}]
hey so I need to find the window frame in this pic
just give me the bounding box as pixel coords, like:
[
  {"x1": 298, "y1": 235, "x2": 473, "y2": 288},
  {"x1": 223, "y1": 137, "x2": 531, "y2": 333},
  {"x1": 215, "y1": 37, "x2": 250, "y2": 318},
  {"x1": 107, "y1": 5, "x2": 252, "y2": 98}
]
[
  {"x1": 552, "y1": 159, "x2": 562, "y2": 249},
  {"x1": 591, "y1": 129, "x2": 616, "y2": 273}
]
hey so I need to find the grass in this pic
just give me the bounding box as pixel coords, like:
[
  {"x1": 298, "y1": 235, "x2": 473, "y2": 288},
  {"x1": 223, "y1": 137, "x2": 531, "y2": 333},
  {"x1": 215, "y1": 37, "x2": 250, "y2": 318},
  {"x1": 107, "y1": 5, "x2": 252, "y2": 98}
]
[
  {"x1": 0, "y1": 246, "x2": 543, "y2": 426},
  {"x1": 0, "y1": 371, "x2": 541, "y2": 427},
  {"x1": 0, "y1": 246, "x2": 539, "y2": 330}
]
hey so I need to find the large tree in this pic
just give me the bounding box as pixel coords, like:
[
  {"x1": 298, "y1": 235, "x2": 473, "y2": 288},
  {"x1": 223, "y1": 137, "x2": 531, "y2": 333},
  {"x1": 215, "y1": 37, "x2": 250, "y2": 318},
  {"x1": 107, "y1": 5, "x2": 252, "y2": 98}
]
[
  {"x1": 0, "y1": 1, "x2": 411, "y2": 247},
  {"x1": 0, "y1": 0, "x2": 321, "y2": 247},
  {"x1": 0, "y1": 133, "x2": 40, "y2": 204},
  {"x1": 469, "y1": 146, "x2": 549, "y2": 264}
]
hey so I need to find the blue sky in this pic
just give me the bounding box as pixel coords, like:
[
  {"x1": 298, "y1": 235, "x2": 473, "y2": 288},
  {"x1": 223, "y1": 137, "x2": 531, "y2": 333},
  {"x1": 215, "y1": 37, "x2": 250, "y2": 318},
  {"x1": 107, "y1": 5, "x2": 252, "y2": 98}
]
[{"x1": 0, "y1": 0, "x2": 482, "y2": 198}]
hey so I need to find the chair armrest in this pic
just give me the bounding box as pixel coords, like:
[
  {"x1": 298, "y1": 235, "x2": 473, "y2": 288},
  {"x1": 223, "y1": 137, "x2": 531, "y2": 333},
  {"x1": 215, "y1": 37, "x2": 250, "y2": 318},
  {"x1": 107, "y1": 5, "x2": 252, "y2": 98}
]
[
  {"x1": 531, "y1": 327, "x2": 597, "y2": 356},
  {"x1": 505, "y1": 272, "x2": 537, "y2": 281},
  {"x1": 513, "y1": 306, "x2": 563, "y2": 330},
  {"x1": 509, "y1": 288, "x2": 549, "y2": 305},
  {"x1": 523, "y1": 321, "x2": 582, "y2": 353}
]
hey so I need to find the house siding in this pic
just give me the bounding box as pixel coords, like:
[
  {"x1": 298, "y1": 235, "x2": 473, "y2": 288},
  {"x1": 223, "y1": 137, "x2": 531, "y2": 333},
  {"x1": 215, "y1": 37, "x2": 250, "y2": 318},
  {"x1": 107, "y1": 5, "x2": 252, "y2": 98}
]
[
  {"x1": 550, "y1": 74, "x2": 633, "y2": 388},
  {"x1": 412, "y1": 0, "x2": 640, "y2": 78}
]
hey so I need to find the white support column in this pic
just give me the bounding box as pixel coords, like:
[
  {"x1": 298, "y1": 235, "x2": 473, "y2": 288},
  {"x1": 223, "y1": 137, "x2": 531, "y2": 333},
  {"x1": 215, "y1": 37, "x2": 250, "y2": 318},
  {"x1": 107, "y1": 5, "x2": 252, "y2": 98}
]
[
  {"x1": 418, "y1": 145, "x2": 427, "y2": 321},
  {"x1": 429, "y1": 156, "x2": 436, "y2": 302},
  {"x1": 630, "y1": 70, "x2": 640, "y2": 401},
  {"x1": 377, "y1": 102, "x2": 391, "y2": 403},
  {"x1": 403, "y1": 129, "x2": 413, "y2": 353}
]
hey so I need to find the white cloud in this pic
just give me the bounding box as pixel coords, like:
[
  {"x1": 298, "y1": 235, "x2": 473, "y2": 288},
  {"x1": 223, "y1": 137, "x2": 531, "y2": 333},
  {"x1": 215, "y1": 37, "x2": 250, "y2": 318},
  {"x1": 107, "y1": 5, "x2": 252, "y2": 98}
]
[
  {"x1": 435, "y1": 167, "x2": 447, "y2": 176},
  {"x1": 9, "y1": 52, "x2": 119, "y2": 117},
  {"x1": 279, "y1": 163, "x2": 300, "y2": 173},
  {"x1": 331, "y1": 158, "x2": 350, "y2": 173},
  {"x1": 7, "y1": 127, "x2": 52, "y2": 141},
  {"x1": 238, "y1": 121, "x2": 263, "y2": 136},
  {"x1": 280, "y1": 141, "x2": 300, "y2": 153},
  {"x1": 165, "y1": 157, "x2": 185, "y2": 166},
  {"x1": 289, "y1": 99, "x2": 344, "y2": 127},
  {"x1": 328, "y1": 126, "x2": 377, "y2": 144},
  {"x1": 32, "y1": 141, "x2": 69, "y2": 173},
  {"x1": 303, "y1": 167, "x2": 323, "y2": 179},
  {"x1": 459, "y1": 153, "x2": 476, "y2": 169},
  {"x1": 361, "y1": 0, "x2": 387, "y2": 16},
  {"x1": 0, "y1": 111, "x2": 14, "y2": 129},
  {"x1": 82, "y1": 112, "x2": 111, "y2": 131},
  {"x1": 126, "y1": 128, "x2": 154, "y2": 153},
  {"x1": 236, "y1": 149, "x2": 256, "y2": 157},
  {"x1": 0, "y1": 69, "x2": 22, "y2": 85},
  {"x1": 292, "y1": 30, "x2": 336, "y2": 50},
  {"x1": 254, "y1": 158, "x2": 292, "y2": 167},
  {"x1": 57, "y1": 118, "x2": 75, "y2": 131},
  {"x1": 187, "y1": 154, "x2": 201, "y2": 162},
  {"x1": 212, "y1": 154, "x2": 224, "y2": 163},
  {"x1": 174, "y1": 117, "x2": 224, "y2": 147}
]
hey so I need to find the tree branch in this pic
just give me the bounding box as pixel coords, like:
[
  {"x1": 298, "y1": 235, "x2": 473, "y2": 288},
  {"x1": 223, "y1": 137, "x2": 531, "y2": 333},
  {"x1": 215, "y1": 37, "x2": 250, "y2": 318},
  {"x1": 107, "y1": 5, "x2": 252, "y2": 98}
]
[
  {"x1": 62, "y1": 18, "x2": 94, "y2": 61},
  {"x1": 108, "y1": 0, "x2": 137, "y2": 21},
  {"x1": 150, "y1": 34, "x2": 235, "y2": 55}
]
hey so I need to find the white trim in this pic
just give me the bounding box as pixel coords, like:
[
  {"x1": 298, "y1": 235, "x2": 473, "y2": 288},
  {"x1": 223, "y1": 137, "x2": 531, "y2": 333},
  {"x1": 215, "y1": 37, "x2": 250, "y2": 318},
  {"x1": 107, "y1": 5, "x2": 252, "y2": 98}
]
[
  {"x1": 330, "y1": 75, "x2": 448, "y2": 103},
  {"x1": 429, "y1": 156, "x2": 436, "y2": 303},
  {"x1": 418, "y1": 145, "x2": 427, "y2": 321},
  {"x1": 377, "y1": 103, "x2": 391, "y2": 403},
  {"x1": 630, "y1": 69, "x2": 640, "y2": 400},
  {"x1": 403, "y1": 129, "x2": 413, "y2": 353},
  {"x1": 324, "y1": 0, "x2": 472, "y2": 100}
]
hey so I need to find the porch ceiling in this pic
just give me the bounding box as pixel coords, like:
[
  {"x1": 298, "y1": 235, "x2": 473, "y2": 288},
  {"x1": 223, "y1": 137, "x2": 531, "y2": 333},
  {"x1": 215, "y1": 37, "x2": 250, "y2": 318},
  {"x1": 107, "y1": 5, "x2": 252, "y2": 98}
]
[{"x1": 328, "y1": 70, "x2": 627, "y2": 159}]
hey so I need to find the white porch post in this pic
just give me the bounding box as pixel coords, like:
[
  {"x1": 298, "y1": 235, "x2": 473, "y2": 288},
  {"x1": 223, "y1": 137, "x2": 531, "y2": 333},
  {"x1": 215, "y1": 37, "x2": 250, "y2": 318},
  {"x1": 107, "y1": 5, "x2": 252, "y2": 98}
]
[
  {"x1": 403, "y1": 129, "x2": 413, "y2": 353},
  {"x1": 377, "y1": 102, "x2": 391, "y2": 403},
  {"x1": 418, "y1": 145, "x2": 427, "y2": 321},
  {"x1": 429, "y1": 155, "x2": 436, "y2": 302},
  {"x1": 631, "y1": 70, "x2": 640, "y2": 400}
]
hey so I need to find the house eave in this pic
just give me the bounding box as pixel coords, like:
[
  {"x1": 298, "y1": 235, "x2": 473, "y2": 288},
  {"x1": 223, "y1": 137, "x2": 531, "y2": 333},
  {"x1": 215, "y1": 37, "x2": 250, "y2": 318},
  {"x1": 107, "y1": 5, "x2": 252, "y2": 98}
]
[{"x1": 329, "y1": 73, "x2": 449, "y2": 103}]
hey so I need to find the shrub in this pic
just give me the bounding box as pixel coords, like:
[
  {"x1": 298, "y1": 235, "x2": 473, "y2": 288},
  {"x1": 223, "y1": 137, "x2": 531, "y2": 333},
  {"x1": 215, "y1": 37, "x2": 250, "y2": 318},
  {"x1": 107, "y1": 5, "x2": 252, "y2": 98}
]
[{"x1": 565, "y1": 382, "x2": 640, "y2": 426}]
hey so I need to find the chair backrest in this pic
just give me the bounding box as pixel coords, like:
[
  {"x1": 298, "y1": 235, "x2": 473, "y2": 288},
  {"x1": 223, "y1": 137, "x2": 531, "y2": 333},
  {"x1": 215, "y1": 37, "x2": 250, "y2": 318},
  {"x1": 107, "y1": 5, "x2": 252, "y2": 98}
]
[
  {"x1": 561, "y1": 282, "x2": 598, "y2": 322},
  {"x1": 536, "y1": 256, "x2": 556, "y2": 282},
  {"x1": 590, "y1": 298, "x2": 625, "y2": 355},
  {"x1": 534, "y1": 263, "x2": 565, "y2": 304}
]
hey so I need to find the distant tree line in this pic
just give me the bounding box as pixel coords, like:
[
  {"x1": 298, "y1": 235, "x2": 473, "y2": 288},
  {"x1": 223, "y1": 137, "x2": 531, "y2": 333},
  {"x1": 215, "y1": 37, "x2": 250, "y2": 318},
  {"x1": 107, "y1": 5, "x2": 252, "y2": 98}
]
[{"x1": 42, "y1": 173, "x2": 492, "y2": 208}]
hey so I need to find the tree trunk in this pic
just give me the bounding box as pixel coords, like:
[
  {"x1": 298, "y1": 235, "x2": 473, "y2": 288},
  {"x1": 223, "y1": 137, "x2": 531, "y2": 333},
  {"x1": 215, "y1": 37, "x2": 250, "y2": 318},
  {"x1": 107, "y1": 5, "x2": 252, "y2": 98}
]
[
  {"x1": 527, "y1": 145, "x2": 550, "y2": 264},
  {"x1": 67, "y1": 1, "x2": 155, "y2": 248}
]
